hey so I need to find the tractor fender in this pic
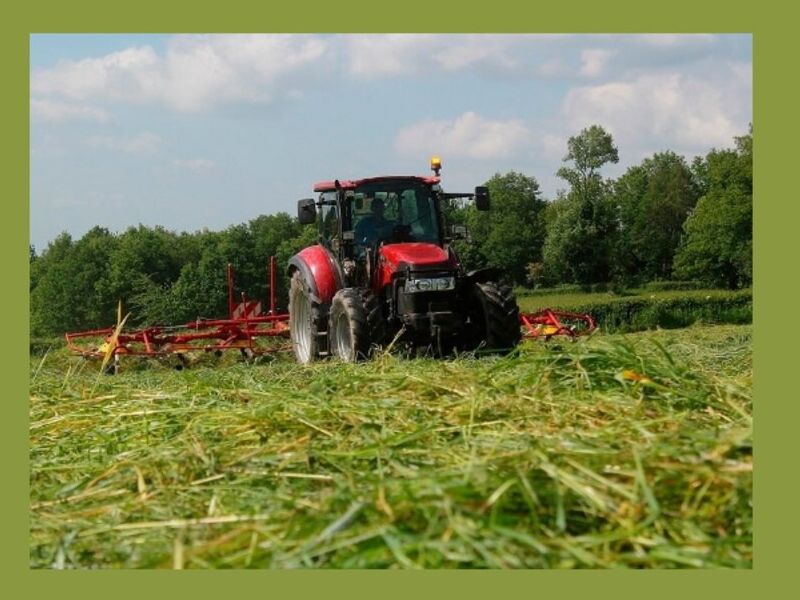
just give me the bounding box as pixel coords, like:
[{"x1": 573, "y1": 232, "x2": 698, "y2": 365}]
[
  {"x1": 465, "y1": 267, "x2": 501, "y2": 285},
  {"x1": 287, "y1": 245, "x2": 343, "y2": 305}
]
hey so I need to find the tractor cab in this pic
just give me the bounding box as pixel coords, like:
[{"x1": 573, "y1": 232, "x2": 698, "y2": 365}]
[
  {"x1": 310, "y1": 177, "x2": 445, "y2": 261},
  {"x1": 289, "y1": 158, "x2": 518, "y2": 363},
  {"x1": 297, "y1": 158, "x2": 489, "y2": 284}
]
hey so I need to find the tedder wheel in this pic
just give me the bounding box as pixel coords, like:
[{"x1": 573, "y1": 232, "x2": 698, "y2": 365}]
[
  {"x1": 328, "y1": 288, "x2": 385, "y2": 362},
  {"x1": 469, "y1": 281, "x2": 522, "y2": 353},
  {"x1": 289, "y1": 270, "x2": 324, "y2": 364}
]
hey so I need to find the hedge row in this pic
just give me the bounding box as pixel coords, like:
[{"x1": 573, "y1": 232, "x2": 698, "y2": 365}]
[
  {"x1": 516, "y1": 282, "x2": 612, "y2": 297},
  {"x1": 643, "y1": 280, "x2": 705, "y2": 292},
  {"x1": 516, "y1": 280, "x2": 708, "y2": 297},
  {"x1": 544, "y1": 290, "x2": 752, "y2": 333}
]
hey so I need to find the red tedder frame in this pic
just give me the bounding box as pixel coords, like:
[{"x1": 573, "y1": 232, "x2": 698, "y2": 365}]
[
  {"x1": 65, "y1": 256, "x2": 290, "y2": 360},
  {"x1": 519, "y1": 309, "x2": 596, "y2": 340}
]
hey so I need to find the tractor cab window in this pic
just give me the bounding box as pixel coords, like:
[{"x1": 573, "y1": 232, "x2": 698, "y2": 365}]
[
  {"x1": 318, "y1": 191, "x2": 339, "y2": 250},
  {"x1": 350, "y1": 183, "x2": 439, "y2": 251}
]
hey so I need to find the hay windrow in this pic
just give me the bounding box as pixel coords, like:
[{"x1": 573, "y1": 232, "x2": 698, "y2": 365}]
[{"x1": 30, "y1": 324, "x2": 752, "y2": 569}]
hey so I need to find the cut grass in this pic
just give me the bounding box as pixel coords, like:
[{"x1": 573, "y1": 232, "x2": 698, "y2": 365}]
[{"x1": 29, "y1": 324, "x2": 752, "y2": 569}]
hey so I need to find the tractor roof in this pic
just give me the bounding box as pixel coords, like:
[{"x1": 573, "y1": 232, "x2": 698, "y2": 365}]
[{"x1": 313, "y1": 175, "x2": 440, "y2": 193}]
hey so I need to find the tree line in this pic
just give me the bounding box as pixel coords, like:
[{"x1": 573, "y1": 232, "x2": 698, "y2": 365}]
[{"x1": 30, "y1": 124, "x2": 752, "y2": 337}]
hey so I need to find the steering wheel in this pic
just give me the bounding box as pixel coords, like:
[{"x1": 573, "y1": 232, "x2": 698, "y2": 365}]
[{"x1": 392, "y1": 224, "x2": 413, "y2": 242}]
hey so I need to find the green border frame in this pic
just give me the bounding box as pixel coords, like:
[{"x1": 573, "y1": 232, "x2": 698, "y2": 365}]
[{"x1": 8, "y1": 0, "x2": 791, "y2": 596}]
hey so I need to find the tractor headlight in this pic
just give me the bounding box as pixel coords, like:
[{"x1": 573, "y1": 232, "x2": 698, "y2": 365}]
[{"x1": 404, "y1": 276, "x2": 455, "y2": 293}]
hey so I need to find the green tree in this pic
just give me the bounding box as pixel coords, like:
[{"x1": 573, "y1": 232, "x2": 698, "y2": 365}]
[
  {"x1": 129, "y1": 230, "x2": 226, "y2": 325},
  {"x1": 556, "y1": 124, "x2": 619, "y2": 193},
  {"x1": 613, "y1": 152, "x2": 700, "y2": 283},
  {"x1": 544, "y1": 125, "x2": 620, "y2": 285},
  {"x1": 542, "y1": 190, "x2": 618, "y2": 286},
  {"x1": 465, "y1": 172, "x2": 547, "y2": 285},
  {"x1": 30, "y1": 233, "x2": 72, "y2": 336},
  {"x1": 29, "y1": 245, "x2": 40, "y2": 292},
  {"x1": 673, "y1": 129, "x2": 752, "y2": 288},
  {"x1": 97, "y1": 225, "x2": 186, "y2": 325},
  {"x1": 30, "y1": 214, "x2": 313, "y2": 334},
  {"x1": 442, "y1": 200, "x2": 484, "y2": 273},
  {"x1": 244, "y1": 213, "x2": 302, "y2": 303},
  {"x1": 30, "y1": 228, "x2": 118, "y2": 336}
]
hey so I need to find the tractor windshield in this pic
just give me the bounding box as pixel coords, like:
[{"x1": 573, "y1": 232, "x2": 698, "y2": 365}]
[{"x1": 349, "y1": 181, "x2": 440, "y2": 250}]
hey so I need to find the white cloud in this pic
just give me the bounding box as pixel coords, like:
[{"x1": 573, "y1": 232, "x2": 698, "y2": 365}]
[
  {"x1": 561, "y1": 63, "x2": 751, "y2": 154},
  {"x1": 394, "y1": 111, "x2": 530, "y2": 160},
  {"x1": 346, "y1": 34, "x2": 432, "y2": 77},
  {"x1": 30, "y1": 98, "x2": 109, "y2": 122},
  {"x1": 579, "y1": 49, "x2": 615, "y2": 77},
  {"x1": 31, "y1": 46, "x2": 160, "y2": 102},
  {"x1": 540, "y1": 133, "x2": 568, "y2": 160},
  {"x1": 87, "y1": 131, "x2": 162, "y2": 154},
  {"x1": 346, "y1": 34, "x2": 730, "y2": 80},
  {"x1": 634, "y1": 34, "x2": 717, "y2": 47},
  {"x1": 158, "y1": 35, "x2": 328, "y2": 111},
  {"x1": 434, "y1": 36, "x2": 519, "y2": 71},
  {"x1": 173, "y1": 158, "x2": 215, "y2": 171},
  {"x1": 346, "y1": 34, "x2": 549, "y2": 78},
  {"x1": 30, "y1": 34, "x2": 746, "y2": 120},
  {"x1": 31, "y1": 35, "x2": 329, "y2": 114}
]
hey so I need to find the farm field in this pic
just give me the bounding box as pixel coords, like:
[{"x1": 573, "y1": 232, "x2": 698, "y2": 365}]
[
  {"x1": 517, "y1": 287, "x2": 747, "y2": 311},
  {"x1": 517, "y1": 288, "x2": 752, "y2": 333},
  {"x1": 29, "y1": 323, "x2": 752, "y2": 569}
]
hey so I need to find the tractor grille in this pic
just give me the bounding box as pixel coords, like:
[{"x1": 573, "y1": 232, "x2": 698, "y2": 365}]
[{"x1": 397, "y1": 289, "x2": 458, "y2": 315}]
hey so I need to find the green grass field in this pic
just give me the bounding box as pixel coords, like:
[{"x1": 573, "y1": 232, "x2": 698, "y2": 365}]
[
  {"x1": 517, "y1": 288, "x2": 742, "y2": 311},
  {"x1": 29, "y1": 323, "x2": 752, "y2": 569},
  {"x1": 518, "y1": 288, "x2": 752, "y2": 333}
]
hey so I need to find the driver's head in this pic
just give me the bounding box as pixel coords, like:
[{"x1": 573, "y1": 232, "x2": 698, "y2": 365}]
[{"x1": 371, "y1": 197, "x2": 385, "y2": 218}]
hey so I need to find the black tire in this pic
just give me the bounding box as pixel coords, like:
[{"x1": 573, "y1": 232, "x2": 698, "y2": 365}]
[
  {"x1": 328, "y1": 288, "x2": 385, "y2": 362},
  {"x1": 102, "y1": 359, "x2": 118, "y2": 376},
  {"x1": 289, "y1": 270, "x2": 324, "y2": 364},
  {"x1": 468, "y1": 282, "x2": 521, "y2": 353}
]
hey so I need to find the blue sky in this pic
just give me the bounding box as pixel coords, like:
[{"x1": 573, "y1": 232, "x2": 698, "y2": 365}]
[{"x1": 30, "y1": 34, "x2": 752, "y2": 251}]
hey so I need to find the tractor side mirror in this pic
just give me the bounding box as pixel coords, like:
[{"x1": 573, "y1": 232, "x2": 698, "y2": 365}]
[
  {"x1": 297, "y1": 198, "x2": 317, "y2": 225},
  {"x1": 475, "y1": 186, "x2": 490, "y2": 211},
  {"x1": 449, "y1": 224, "x2": 469, "y2": 241}
]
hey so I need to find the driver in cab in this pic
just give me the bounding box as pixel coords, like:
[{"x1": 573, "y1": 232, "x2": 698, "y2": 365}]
[{"x1": 355, "y1": 196, "x2": 395, "y2": 248}]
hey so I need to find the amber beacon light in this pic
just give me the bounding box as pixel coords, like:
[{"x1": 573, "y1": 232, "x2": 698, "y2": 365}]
[{"x1": 430, "y1": 155, "x2": 442, "y2": 176}]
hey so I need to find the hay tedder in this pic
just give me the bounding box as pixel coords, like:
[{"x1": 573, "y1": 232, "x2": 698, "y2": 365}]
[
  {"x1": 66, "y1": 258, "x2": 291, "y2": 373},
  {"x1": 66, "y1": 159, "x2": 596, "y2": 371}
]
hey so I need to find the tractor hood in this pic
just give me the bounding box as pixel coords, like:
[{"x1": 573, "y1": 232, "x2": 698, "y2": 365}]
[{"x1": 379, "y1": 243, "x2": 455, "y2": 272}]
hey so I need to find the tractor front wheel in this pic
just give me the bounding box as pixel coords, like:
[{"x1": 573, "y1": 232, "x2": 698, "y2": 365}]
[
  {"x1": 328, "y1": 288, "x2": 384, "y2": 362},
  {"x1": 469, "y1": 282, "x2": 521, "y2": 353},
  {"x1": 289, "y1": 270, "x2": 324, "y2": 364}
]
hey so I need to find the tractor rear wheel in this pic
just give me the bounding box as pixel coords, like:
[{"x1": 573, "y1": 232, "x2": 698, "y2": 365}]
[
  {"x1": 468, "y1": 282, "x2": 521, "y2": 353},
  {"x1": 289, "y1": 270, "x2": 324, "y2": 363},
  {"x1": 328, "y1": 288, "x2": 385, "y2": 362}
]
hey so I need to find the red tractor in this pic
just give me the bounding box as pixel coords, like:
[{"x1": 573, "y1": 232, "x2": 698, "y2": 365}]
[{"x1": 287, "y1": 158, "x2": 521, "y2": 362}]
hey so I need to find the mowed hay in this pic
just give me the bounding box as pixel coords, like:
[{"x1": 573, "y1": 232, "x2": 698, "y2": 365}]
[{"x1": 29, "y1": 324, "x2": 752, "y2": 568}]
